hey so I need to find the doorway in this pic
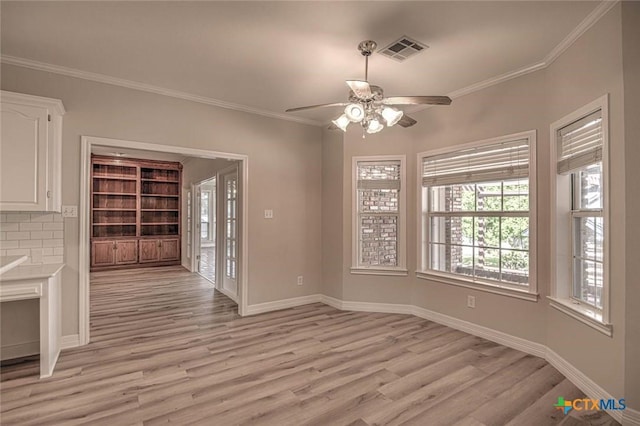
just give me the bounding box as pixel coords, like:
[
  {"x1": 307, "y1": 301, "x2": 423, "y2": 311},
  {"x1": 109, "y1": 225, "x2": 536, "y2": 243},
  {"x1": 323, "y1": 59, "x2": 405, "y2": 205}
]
[
  {"x1": 79, "y1": 136, "x2": 249, "y2": 346},
  {"x1": 196, "y1": 177, "x2": 216, "y2": 283}
]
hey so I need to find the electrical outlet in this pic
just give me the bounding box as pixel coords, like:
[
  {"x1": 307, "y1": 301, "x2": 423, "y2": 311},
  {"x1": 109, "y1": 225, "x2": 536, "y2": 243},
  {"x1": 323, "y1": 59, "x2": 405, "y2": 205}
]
[
  {"x1": 467, "y1": 295, "x2": 476, "y2": 309},
  {"x1": 297, "y1": 276, "x2": 303, "y2": 286},
  {"x1": 61, "y1": 205, "x2": 78, "y2": 218},
  {"x1": 264, "y1": 209, "x2": 274, "y2": 219}
]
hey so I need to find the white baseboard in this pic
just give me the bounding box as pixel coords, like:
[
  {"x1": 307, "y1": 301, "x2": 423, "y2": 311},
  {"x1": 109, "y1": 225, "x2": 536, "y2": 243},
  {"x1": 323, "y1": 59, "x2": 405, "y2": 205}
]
[
  {"x1": 60, "y1": 334, "x2": 80, "y2": 350},
  {"x1": 546, "y1": 348, "x2": 625, "y2": 423},
  {"x1": 410, "y1": 305, "x2": 547, "y2": 357},
  {"x1": 624, "y1": 407, "x2": 640, "y2": 426},
  {"x1": 0, "y1": 341, "x2": 39, "y2": 361},
  {"x1": 227, "y1": 292, "x2": 634, "y2": 421},
  {"x1": 245, "y1": 294, "x2": 322, "y2": 316},
  {"x1": 316, "y1": 295, "x2": 628, "y2": 421}
]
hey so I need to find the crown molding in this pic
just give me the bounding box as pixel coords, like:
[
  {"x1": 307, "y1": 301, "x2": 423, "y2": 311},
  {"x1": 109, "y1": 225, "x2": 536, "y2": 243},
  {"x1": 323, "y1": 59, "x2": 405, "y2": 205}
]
[
  {"x1": 2, "y1": 1, "x2": 617, "y2": 128},
  {"x1": 543, "y1": 0, "x2": 619, "y2": 66},
  {"x1": 0, "y1": 55, "x2": 322, "y2": 127}
]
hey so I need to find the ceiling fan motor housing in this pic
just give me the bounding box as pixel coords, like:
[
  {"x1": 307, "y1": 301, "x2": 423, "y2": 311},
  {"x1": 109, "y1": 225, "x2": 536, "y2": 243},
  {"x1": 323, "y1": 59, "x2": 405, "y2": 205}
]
[{"x1": 358, "y1": 40, "x2": 377, "y2": 56}]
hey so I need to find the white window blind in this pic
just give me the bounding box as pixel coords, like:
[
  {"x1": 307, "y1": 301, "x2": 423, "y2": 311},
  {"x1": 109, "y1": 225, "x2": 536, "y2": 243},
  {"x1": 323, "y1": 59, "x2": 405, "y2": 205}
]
[
  {"x1": 557, "y1": 109, "x2": 603, "y2": 174},
  {"x1": 422, "y1": 139, "x2": 529, "y2": 186}
]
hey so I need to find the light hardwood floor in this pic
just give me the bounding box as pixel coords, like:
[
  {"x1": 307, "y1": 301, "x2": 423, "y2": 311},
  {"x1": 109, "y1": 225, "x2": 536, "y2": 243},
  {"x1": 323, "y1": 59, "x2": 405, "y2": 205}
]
[{"x1": 0, "y1": 266, "x2": 619, "y2": 425}]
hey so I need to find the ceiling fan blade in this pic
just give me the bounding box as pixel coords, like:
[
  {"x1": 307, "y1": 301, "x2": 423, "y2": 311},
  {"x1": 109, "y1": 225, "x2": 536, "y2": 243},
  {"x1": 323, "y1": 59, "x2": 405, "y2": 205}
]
[
  {"x1": 286, "y1": 102, "x2": 348, "y2": 113},
  {"x1": 346, "y1": 80, "x2": 372, "y2": 99},
  {"x1": 383, "y1": 96, "x2": 452, "y2": 106},
  {"x1": 397, "y1": 114, "x2": 417, "y2": 128},
  {"x1": 327, "y1": 123, "x2": 339, "y2": 130}
]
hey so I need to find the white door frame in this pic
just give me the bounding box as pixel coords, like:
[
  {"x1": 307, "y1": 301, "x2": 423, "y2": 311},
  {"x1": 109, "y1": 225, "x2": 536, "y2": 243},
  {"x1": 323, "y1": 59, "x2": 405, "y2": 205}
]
[
  {"x1": 79, "y1": 135, "x2": 249, "y2": 346},
  {"x1": 191, "y1": 183, "x2": 202, "y2": 274}
]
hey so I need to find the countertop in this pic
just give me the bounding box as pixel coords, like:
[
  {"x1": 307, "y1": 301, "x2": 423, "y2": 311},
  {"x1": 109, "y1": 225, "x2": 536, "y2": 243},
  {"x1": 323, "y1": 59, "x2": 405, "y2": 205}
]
[
  {"x1": 0, "y1": 255, "x2": 28, "y2": 275},
  {"x1": 0, "y1": 263, "x2": 65, "y2": 281}
]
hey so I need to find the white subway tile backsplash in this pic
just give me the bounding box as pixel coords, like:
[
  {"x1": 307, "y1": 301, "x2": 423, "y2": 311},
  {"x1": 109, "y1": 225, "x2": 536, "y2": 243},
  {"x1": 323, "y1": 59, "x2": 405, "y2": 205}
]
[
  {"x1": 43, "y1": 239, "x2": 64, "y2": 248},
  {"x1": 43, "y1": 256, "x2": 63, "y2": 264},
  {"x1": 42, "y1": 222, "x2": 64, "y2": 231},
  {"x1": 0, "y1": 223, "x2": 19, "y2": 232},
  {"x1": 30, "y1": 213, "x2": 55, "y2": 222},
  {"x1": 6, "y1": 213, "x2": 31, "y2": 222},
  {"x1": 20, "y1": 240, "x2": 43, "y2": 249},
  {"x1": 7, "y1": 249, "x2": 31, "y2": 256},
  {"x1": 0, "y1": 212, "x2": 63, "y2": 264},
  {"x1": 19, "y1": 222, "x2": 43, "y2": 231},
  {"x1": 7, "y1": 231, "x2": 31, "y2": 240},
  {"x1": 0, "y1": 240, "x2": 19, "y2": 249},
  {"x1": 31, "y1": 231, "x2": 54, "y2": 240}
]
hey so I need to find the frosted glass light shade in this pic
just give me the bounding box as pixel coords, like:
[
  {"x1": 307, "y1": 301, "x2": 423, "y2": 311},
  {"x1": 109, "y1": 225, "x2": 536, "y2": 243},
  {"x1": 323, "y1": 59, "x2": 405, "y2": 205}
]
[
  {"x1": 366, "y1": 118, "x2": 384, "y2": 134},
  {"x1": 381, "y1": 107, "x2": 403, "y2": 127},
  {"x1": 332, "y1": 114, "x2": 350, "y2": 132},
  {"x1": 344, "y1": 103, "x2": 365, "y2": 122}
]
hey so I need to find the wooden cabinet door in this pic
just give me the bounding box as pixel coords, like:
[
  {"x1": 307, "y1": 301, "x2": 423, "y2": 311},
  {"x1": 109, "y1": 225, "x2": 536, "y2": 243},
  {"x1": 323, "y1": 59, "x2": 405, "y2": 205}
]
[
  {"x1": 139, "y1": 239, "x2": 160, "y2": 263},
  {"x1": 115, "y1": 240, "x2": 138, "y2": 265},
  {"x1": 92, "y1": 241, "x2": 116, "y2": 267},
  {"x1": 160, "y1": 238, "x2": 180, "y2": 261}
]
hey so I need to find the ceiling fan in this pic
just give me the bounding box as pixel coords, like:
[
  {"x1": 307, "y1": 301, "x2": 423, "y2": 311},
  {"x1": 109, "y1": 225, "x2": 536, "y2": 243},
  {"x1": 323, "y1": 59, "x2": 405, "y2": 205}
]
[{"x1": 285, "y1": 40, "x2": 452, "y2": 136}]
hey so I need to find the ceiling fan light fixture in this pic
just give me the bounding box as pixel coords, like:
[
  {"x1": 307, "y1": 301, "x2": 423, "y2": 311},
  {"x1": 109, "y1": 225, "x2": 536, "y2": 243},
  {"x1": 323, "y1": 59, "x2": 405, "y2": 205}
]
[
  {"x1": 366, "y1": 118, "x2": 384, "y2": 134},
  {"x1": 332, "y1": 114, "x2": 350, "y2": 132},
  {"x1": 381, "y1": 107, "x2": 404, "y2": 127},
  {"x1": 344, "y1": 103, "x2": 365, "y2": 122}
]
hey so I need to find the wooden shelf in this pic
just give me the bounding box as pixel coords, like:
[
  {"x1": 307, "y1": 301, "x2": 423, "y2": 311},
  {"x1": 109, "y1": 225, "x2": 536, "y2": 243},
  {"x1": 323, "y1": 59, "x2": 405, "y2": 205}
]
[
  {"x1": 94, "y1": 192, "x2": 137, "y2": 196},
  {"x1": 91, "y1": 155, "x2": 182, "y2": 270},
  {"x1": 93, "y1": 175, "x2": 137, "y2": 181},
  {"x1": 141, "y1": 178, "x2": 179, "y2": 183}
]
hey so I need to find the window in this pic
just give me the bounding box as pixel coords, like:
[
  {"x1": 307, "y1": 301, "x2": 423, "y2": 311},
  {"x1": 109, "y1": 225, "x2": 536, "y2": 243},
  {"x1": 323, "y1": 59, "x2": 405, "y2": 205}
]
[
  {"x1": 352, "y1": 156, "x2": 407, "y2": 275},
  {"x1": 418, "y1": 131, "x2": 537, "y2": 299},
  {"x1": 550, "y1": 96, "x2": 610, "y2": 335}
]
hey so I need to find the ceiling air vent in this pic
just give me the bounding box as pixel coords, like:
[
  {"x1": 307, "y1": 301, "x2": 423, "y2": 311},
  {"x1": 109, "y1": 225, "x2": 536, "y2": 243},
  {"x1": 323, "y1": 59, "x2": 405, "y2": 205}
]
[{"x1": 378, "y1": 36, "x2": 429, "y2": 62}]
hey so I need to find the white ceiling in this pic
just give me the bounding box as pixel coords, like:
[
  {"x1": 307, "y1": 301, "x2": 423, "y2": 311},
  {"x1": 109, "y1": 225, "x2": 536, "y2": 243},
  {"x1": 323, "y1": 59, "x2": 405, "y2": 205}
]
[{"x1": 1, "y1": 1, "x2": 602, "y2": 124}]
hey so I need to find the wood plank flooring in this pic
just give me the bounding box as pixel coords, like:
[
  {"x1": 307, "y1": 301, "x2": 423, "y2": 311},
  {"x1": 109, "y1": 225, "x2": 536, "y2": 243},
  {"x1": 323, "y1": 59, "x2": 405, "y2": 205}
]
[{"x1": 0, "y1": 266, "x2": 619, "y2": 425}]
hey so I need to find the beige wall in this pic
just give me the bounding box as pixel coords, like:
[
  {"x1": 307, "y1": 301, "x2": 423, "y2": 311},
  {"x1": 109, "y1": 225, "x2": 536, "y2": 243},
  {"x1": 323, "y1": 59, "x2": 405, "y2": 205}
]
[
  {"x1": 544, "y1": 4, "x2": 626, "y2": 400},
  {"x1": 622, "y1": 0, "x2": 640, "y2": 410},
  {"x1": 322, "y1": 3, "x2": 629, "y2": 402},
  {"x1": 321, "y1": 128, "x2": 344, "y2": 299},
  {"x1": 1, "y1": 64, "x2": 323, "y2": 335}
]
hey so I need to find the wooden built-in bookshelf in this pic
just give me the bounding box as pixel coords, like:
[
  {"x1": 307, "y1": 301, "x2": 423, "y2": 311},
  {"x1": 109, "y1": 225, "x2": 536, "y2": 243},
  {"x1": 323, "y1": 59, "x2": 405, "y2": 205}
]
[{"x1": 90, "y1": 155, "x2": 182, "y2": 270}]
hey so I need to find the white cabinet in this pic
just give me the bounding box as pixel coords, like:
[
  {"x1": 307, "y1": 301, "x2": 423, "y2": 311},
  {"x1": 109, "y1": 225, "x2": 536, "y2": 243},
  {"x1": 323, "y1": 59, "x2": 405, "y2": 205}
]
[{"x1": 0, "y1": 91, "x2": 65, "y2": 212}]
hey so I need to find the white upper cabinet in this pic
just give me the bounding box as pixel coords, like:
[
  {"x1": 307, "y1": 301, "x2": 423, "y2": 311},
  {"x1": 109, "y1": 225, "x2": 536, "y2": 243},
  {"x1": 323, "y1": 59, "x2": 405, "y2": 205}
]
[{"x1": 0, "y1": 91, "x2": 65, "y2": 212}]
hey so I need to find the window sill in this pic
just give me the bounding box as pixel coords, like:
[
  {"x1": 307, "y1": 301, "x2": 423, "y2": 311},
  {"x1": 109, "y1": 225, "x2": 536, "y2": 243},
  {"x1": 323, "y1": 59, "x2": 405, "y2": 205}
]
[
  {"x1": 547, "y1": 297, "x2": 612, "y2": 337},
  {"x1": 350, "y1": 267, "x2": 409, "y2": 277},
  {"x1": 415, "y1": 271, "x2": 538, "y2": 302}
]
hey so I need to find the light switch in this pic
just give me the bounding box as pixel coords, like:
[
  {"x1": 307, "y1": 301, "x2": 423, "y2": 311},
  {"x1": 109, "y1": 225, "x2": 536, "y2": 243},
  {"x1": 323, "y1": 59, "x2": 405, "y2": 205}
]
[
  {"x1": 264, "y1": 209, "x2": 274, "y2": 219},
  {"x1": 62, "y1": 205, "x2": 78, "y2": 218}
]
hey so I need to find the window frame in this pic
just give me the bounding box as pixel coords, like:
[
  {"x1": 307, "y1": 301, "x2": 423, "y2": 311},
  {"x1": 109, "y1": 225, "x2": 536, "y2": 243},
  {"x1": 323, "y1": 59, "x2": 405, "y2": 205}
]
[
  {"x1": 351, "y1": 155, "x2": 407, "y2": 276},
  {"x1": 416, "y1": 130, "x2": 538, "y2": 301},
  {"x1": 549, "y1": 94, "x2": 611, "y2": 336}
]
